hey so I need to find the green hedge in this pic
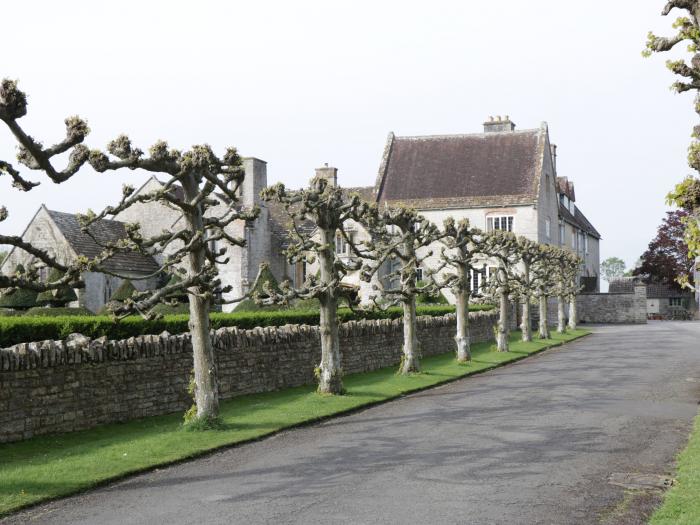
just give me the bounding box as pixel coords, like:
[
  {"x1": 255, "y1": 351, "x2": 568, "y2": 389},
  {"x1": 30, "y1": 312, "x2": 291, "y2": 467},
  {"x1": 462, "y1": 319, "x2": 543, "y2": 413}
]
[{"x1": 0, "y1": 304, "x2": 493, "y2": 347}]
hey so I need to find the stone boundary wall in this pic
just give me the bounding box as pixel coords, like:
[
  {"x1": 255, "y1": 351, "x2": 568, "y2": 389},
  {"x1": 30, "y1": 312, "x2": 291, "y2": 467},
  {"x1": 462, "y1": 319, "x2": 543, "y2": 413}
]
[
  {"x1": 537, "y1": 285, "x2": 647, "y2": 326},
  {"x1": 543, "y1": 284, "x2": 647, "y2": 325},
  {"x1": 577, "y1": 285, "x2": 647, "y2": 324},
  {"x1": 0, "y1": 311, "x2": 498, "y2": 443}
]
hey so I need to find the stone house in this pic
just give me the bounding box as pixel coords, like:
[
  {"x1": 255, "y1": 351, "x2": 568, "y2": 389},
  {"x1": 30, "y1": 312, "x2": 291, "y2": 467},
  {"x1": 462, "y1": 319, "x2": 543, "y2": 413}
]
[
  {"x1": 2, "y1": 117, "x2": 601, "y2": 311},
  {"x1": 369, "y1": 116, "x2": 601, "y2": 295},
  {"x1": 0, "y1": 206, "x2": 160, "y2": 312},
  {"x1": 305, "y1": 117, "x2": 601, "y2": 302},
  {"x1": 609, "y1": 278, "x2": 696, "y2": 319}
]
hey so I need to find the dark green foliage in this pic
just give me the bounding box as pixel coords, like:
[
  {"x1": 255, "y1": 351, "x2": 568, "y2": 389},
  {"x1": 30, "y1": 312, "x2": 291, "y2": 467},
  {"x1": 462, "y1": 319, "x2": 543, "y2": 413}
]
[
  {"x1": 416, "y1": 280, "x2": 449, "y2": 305},
  {"x1": 0, "y1": 304, "x2": 493, "y2": 346},
  {"x1": 36, "y1": 269, "x2": 78, "y2": 307},
  {"x1": 110, "y1": 280, "x2": 137, "y2": 302},
  {"x1": 164, "y1": 273, "x2": 188, "y2": 302},
  {"x1": 150, "y1": 303, "x2": 191, "y2": 315},
  {"x1": 24, "y1": 307, "x2": 94, "y2": 317},
  {"x1": 0, "y1": 266, "x2": 37, "y2": 309},
  {"x1": 234, "y1": 262, "x2": 283, "y2": 312}
]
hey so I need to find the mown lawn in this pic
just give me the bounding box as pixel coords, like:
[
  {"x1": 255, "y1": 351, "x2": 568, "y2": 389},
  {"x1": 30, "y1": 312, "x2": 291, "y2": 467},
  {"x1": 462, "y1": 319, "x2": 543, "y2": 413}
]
[
  {"x1": 649, "y1": 413, "x2": 700, "y2": 525},
  {"x1": 0, "y1": 329, "x2": 589, "y2": 517}
]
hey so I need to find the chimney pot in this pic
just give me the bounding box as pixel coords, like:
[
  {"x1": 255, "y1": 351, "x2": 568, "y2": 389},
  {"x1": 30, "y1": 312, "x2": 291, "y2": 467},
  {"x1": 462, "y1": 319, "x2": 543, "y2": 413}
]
[{"x1": 483, "y1": 115, "x2": 516, "y2": 133}]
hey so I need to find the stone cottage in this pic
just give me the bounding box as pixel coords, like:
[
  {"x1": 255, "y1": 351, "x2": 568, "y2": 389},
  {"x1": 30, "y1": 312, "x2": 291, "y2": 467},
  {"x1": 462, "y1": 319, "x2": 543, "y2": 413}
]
[
  {"x1": 0, "y1": 206, "x2": 160, "y2": 312},
  {"x1": 610, "y1": 277, "x2": 697, "y2": 319}
]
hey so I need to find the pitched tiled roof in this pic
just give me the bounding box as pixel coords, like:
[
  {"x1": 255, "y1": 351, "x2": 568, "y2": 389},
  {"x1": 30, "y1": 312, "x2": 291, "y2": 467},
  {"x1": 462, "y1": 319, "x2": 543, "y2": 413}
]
[
  {"x1": 608, "y1": 278, "x2": 636, "y2": 293},
  {"x1": 559, "y1": 203, "x2": 601, "y2": 239},
  {"x1": 646, "y1": 282, "x2": 693, "y2": 298},
  {"x1": 376, "y1": 128, "x2": 545, "y2": 209},
  {"x1": 47, "y1": 209, "x2": 160, "y2": 274}
]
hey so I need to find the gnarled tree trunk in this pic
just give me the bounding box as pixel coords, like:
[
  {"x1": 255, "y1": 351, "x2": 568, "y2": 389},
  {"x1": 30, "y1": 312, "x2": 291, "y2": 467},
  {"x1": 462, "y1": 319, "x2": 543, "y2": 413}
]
[
  {"x1": 497, "y1": 287, "x2": 509, "y2": 352},
  {"x1": 400, "y1": 295, "x2": 421, "y2": 373},
  {"x1": 568, "y1": 294, "x2": 578, "y2": 330},
  {"x1": 521, "y1": 299, "x2": 532, "y2": 342},
  {"x1": 521, "y1": 262, "x2": 533, "y2": 342},
  {"x1": 317, "y1": 227, "x2": 343, "y2": 393},
  {"x1": 557, "y1": 294, "x2": 567, "y2": 333},
  {"x1": 184, "y1": 188, "x2": 219, "y2": 421},
  {"x1": 455, "y1": 283, "x2": 471, "y2": 362},
  {"x1": 538, "y1": 293, "x2": 550, "y2": 339}
]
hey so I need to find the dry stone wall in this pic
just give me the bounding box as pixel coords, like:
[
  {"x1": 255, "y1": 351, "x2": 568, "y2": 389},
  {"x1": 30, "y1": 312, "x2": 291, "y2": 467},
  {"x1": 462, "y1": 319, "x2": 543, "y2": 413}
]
[{"x1": 0, "y1": 311, "x2": 498, "y2": 443}]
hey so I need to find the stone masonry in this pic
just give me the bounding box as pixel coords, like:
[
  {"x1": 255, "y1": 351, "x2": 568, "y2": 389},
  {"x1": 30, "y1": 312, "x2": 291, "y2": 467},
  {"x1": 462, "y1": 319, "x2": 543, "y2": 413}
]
[{"x1": 0, "y1": 311, "x2": 499, "y2": 443}]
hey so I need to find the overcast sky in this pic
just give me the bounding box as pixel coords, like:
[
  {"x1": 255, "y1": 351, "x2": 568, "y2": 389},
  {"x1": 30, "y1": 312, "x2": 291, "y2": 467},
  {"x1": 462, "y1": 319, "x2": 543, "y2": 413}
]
[{"x1": 0, "y1": 0, "x2": 694, "y2": 278}]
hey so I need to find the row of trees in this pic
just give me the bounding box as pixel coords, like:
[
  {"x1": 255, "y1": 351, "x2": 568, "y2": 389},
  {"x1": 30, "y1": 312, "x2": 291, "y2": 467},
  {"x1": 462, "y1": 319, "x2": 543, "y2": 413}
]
[
  {"x1": 257, "y1": 178, "x2": 582, "y2": 395},
  {"x1": 645, "y1": 1, "x2": 700, "y2": 291},
  {"x1": 1, "y1": 80, "x2": 581, "y2": 425}
]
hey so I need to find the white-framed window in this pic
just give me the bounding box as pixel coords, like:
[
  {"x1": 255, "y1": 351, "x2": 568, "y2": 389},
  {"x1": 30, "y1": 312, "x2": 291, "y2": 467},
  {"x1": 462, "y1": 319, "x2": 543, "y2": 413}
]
[
  {"x1": 559, "y1": 223, "x2": 565, "y2": 245},
  {"x1": 469, "y1": 268, "x2": 485, "y2": 294},
  {"x1": 335, "y1": 232, "x2": 354, "y2": 255},
  {"x1": 670, "y1": 297, "x2": 684, "y2": 307},
  {"x1": 335, "y1": 233, "x2": 346, "y2": 255},
  {"x1": 487, "y1": 216, "x2": 514, "y2": 232},
  {"x1": 545, "y1": 217, "x2": 551, "y2": 240}
]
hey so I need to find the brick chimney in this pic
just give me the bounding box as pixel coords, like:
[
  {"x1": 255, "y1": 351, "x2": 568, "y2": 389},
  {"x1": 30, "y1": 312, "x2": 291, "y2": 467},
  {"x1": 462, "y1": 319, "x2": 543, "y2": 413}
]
[
  {"x1": 315, "y1": 163, "x2": 338, "y2": 187},
  {"x1": 483, "y1": 115, "x2": 516, "y2": 133}
]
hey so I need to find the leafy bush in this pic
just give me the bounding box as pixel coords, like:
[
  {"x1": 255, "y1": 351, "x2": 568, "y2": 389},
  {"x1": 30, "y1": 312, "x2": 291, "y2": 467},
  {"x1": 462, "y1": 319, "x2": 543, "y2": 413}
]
[
  {"x1": 150, "y1": 303, "x2": 191, "y2": 316},
  {"x1": 35, "y1": 268, "x2": 78, "y2": 307},
  {"x1": 0, "y1": 303, "x2": 493, "y2": 347},
  {"x1": 416, "y1": 280, "x2": 449, "y2": 305},
  {"x1": 0, "y1": 308, "x2": 21, "y2": 317},
  {"x1": 0, "y1": 264, "x2": 38, "y2": 309},
  {"x1": 111, "y1": 280, "x2": 137, "y2": 302},
  {"x1": 24, "y1": 307, "x2": 94, "y2": 317}
]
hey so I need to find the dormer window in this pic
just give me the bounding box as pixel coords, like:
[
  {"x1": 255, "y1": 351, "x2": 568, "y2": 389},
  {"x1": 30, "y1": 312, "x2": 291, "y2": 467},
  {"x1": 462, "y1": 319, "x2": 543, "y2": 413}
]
[{"x1": 487, "y1": 216, "x2": 514, "y2": 232}]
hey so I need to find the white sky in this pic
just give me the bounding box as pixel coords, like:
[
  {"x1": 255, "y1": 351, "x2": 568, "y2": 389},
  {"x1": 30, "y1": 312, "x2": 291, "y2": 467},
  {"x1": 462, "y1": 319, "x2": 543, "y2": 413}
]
[{"x1": 0, "y1": 0, "x2": 694, "y2": 275}]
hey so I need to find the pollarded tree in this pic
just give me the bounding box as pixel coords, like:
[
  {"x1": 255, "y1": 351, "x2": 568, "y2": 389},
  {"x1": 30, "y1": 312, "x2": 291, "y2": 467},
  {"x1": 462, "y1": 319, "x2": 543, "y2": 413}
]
[
  {"x1": 512, "y1": 237, "x2": 548, "y2": 342},
  {"x1": 564, "y1": 252, "x2": 583, "y2": 330},
  {"x1": 0, "y1": 79, "x2": 88, "y2": 296},
  {"x1": 360, "y1": 206, "x2": 443, "y2": 374},
  {"x1": 531, "y1": 244, "x2": 560, "y2": 340},
  {"x1": 435, "y1": 217, "x2": 484, "y2": 362},
  {"x1": 482, "y1": 230, "x2": 520, "y2": 352},
  {"x1": 644, "y1": 1, "x2": 700, "y2": 289},
  {"x1": 552, "y1": 248, "x2": 580, "y2": 333},
  {"x1": 257, "y1": 175, "x2": 369, "y2": 394},
  {"x1": 81, "y1": 137, "x2": 258, "y2": 426}
]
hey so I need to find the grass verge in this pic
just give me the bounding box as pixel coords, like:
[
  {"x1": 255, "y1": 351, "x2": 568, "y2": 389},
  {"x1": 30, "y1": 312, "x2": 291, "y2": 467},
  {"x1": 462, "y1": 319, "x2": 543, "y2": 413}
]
[
  {"x1": 0, "y1": 328, "x2": 589, "y2": 517},
  {"x1": 649, "y1": 412, "x2": 700, "y2": 525}
]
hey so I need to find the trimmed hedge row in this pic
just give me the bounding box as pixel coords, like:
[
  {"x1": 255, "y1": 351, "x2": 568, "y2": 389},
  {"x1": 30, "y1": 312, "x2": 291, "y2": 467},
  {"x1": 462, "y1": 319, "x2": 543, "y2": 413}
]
[{"x1": 0, "y1": 304, "x2": 493, "y2": 347}]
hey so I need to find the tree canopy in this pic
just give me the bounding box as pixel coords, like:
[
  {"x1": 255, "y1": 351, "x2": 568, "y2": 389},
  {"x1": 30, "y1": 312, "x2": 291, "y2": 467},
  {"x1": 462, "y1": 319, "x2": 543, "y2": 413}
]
[
  {"x1": 600, "y1": 257, "x2": 626, "y2": 283},
  {"x1": 633, "y1": 210, "x2": 693, "y2": 287}
]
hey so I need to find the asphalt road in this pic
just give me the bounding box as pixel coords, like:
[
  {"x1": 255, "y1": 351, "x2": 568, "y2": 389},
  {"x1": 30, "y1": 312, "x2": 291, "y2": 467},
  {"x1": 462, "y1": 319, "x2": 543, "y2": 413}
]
[{"x1": 5, "y1": 322, "x2": 700, "y2": 525}]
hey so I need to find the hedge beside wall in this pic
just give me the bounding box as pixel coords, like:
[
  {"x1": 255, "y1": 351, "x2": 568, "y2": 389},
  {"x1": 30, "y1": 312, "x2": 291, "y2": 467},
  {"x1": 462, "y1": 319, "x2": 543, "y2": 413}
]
[
  {"x1": 0, "y1": 311, "x2": 498, "y2": 443},
  {"x1": 0, "y1": 305, "x2": 494, "y2": 347}
]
